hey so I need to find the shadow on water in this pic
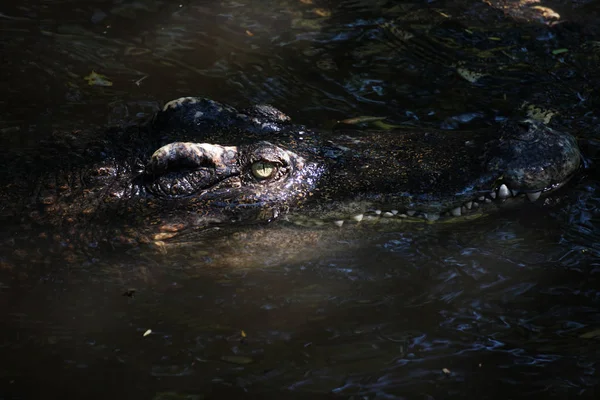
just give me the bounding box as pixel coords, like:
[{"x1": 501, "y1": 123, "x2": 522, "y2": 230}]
[{"x1": 1, "y1": 0, "x2": 600, "y2": 398}]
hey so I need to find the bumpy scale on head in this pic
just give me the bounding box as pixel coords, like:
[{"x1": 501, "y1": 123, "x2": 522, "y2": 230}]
[{"x1": 486, "y1": 120, "x2": 580, "y2": 192}]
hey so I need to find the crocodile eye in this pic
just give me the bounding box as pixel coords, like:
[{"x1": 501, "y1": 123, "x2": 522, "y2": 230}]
[{"x1": 251, "y1": 161, "x2": 276, "y2": 180}]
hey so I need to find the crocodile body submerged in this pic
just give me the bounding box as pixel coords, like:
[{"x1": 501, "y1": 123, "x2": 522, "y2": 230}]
[{"x1": 0, "y1": 97, "x2": 581, "y2": 247}]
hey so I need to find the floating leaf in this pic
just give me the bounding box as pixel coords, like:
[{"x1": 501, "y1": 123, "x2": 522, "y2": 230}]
[
  {"x1": 84, "y1": 71, "x2": 113, "y2": 87},
  {"x1": 339, "y1": 116, "x2": 387, "y2": 125},
  {"x1": 521, "y1": 101, "x2": 555, "y2": 124},
  {"x1": 220, "y1": 355, "x2": 254, "y2": 365},
  {"x1": 580, "y1": 328, "x2": 600, "y2": 339},
  {"x1": 372, "y1": 120, "x2": 404, "y2": 130},
  {"x1": 152, "y1": 392, "x2": 203, "y2": 400},
  {"x1": 314, "y1": 8, "x2": 331, "y2": 17},
  {"x1": 143, "y1": 329, "x2": 152, "y2": 337},
  {"x1": 455, "y1": 66, "x2": 487, "y2": 83},
  {"x1": 124, "y1": 47, "x2": 151, "y2": 56},
  {"x1": 552, "y1": 48, "x2": 568, "y2": 55},
  {"x1": 241, "y1": 330, "x2": 247, "y2": 338},
  {"x1": 153, "y1": 232, "x2": 177, "y2": 241}
]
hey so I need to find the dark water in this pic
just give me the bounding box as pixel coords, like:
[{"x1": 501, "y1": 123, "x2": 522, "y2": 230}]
[{"x1": 1, "y1": 0, "x2": 600, "y2": 398}]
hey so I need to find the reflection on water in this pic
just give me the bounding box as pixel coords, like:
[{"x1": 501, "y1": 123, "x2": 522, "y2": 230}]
[{"x1": 1, "y1": 0, "x2": 600, "y2": 398}]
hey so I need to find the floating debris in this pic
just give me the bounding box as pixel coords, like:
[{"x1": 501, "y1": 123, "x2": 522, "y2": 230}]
[
  {"x1": 455, "y1": 64, "x2": 487, "y2": 83},
  {"x1": 521, "y1": 101, "x2": 555, "y2": 124},
  {"x1": 339, "y1": 116, "x2": 387, "y2": 125},
  {"x1": 152, "y1": 391, "x2": 203, "y2": 400},
  {"x1": 143, "y1": 329, "x2": 152, "y2": 337},
  {"x1": 159, "y1": 223, "x2": 186, "y2": 232},
  {"x1": 134, "y1": 75, "x2": 149, "y2": 86},
  {"x1": 84, "y1": 71, "x2": 113, "y2": 86},
  {"x1": 580, "y1": 328, "x2": 600, "y2": 339},
  {"x1": 153, "y1": 232, "x2": 178, "y2": 241},
  {"x1": 220, "y1": 355, "x2": 254, "y2": 365},
  {"x1": 372, "y1": 120, "x2": 404, "y2": 130},
  {"x1": 124, "y1": 47, "x2": 151, "y2": 56},
  {"x1": 313, "y1": 8, "x2": 331, "y2": 17}
]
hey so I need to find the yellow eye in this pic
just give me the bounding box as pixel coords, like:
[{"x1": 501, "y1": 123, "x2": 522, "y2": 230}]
[{"x1": 251, "y1": 161, "x2": 276, "y2": 180}]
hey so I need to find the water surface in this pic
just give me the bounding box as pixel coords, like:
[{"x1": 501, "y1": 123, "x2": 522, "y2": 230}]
[{"x1": 1, "y1": 0, "x2": 600, "y2": 398}]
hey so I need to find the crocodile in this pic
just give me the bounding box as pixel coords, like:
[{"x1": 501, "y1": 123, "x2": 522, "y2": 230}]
[{"x1": 0, "y1": 96, "x2": 581, "y2": 249}]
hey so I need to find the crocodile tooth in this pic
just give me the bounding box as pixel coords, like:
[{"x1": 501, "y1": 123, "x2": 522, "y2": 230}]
[
  {"x1": 407, "y1": 210, "x2": 416, "y2": 216},
  {"x1": 489, "y1": 192, "x2": 497, "y2": 199},
  {"x1": 498, "y1": 184, "x2": 510, "y2": 199},
  {"x1": 511, "y1": 189, "x2": 519, "y2": 197},
  {"x1": 398, "y1": 214, "x2": 407, "y2": 218},
  {"x1": 472, "y1": 201, "x2": 479, "y2": 208},
  {"x1": 526, "y1": 191, "x2": 542, "y2": 202},
  {"x1": 334, "y1": 220, "x2": 344, "y2": 227},
  {"x1": 383, "y1": 212, "x2": 394, "y2": 218},
  {"x1": 461, "y1": 206, "x2": 467, "y2": 213},
  {"x1": 485, "y1": 198, "x2": 492, "y2": 204},
  {"x1": 352, "y1": 214, "x2": 364, "y2": 222},
  {"x1": 478, "y1": 196, "x2": 485, "y2": 201},
  {"x1": 465, "y1": 202, "x2": 473, "y2": 210},
  {"x1": 451, "y1": 207, "x2": 461, "y2": 217},
  {"x1": 391, "y1": 209, "x2": 399, "y2": 215},
  {"x1": 374, "y1": 210, "x2": 382, "y2": 215}
]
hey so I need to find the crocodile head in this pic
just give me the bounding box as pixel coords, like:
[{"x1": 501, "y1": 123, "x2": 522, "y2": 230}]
[
  {"x1": 1, "y1": 97, "x2": 580, "y2": 250},
  {"x1": 139, "y1": 98, "x2": 580, "y2": 228}
]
